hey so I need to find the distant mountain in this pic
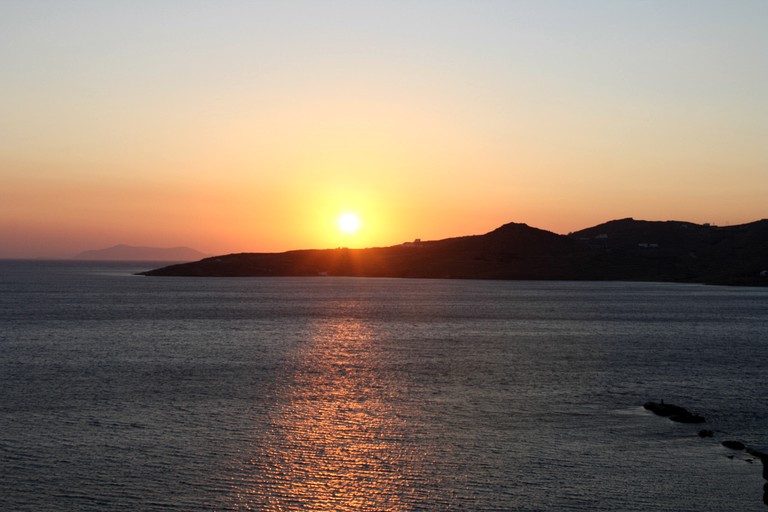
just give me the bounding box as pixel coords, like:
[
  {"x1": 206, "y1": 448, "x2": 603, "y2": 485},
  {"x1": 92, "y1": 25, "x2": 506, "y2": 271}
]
[
  {"x1": 75, "y1": 244, "x2": 208, "y2": 262},
  {"x1": 138, "y1": 219, "x2": 768, "y2": 286}
]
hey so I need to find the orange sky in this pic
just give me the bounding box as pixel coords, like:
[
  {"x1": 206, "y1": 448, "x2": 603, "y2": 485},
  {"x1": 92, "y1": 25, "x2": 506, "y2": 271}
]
[{"x1": 2, "y1": 1, "x2": 767, "y2": 258}]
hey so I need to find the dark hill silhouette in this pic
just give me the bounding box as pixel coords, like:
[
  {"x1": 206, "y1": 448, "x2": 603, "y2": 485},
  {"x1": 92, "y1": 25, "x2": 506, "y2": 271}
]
[
  {"x1": 569, "y1": 218, "x2": 768, "y2": 285},
  {"x1": 138, "y1": 219, "x2": 768, "y2": 286}
]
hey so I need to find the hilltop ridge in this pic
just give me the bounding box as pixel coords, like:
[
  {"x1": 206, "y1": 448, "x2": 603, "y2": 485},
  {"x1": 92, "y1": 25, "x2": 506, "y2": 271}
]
[{"x1": 138, "y1": 219, "x2": 768, "y2": 286}]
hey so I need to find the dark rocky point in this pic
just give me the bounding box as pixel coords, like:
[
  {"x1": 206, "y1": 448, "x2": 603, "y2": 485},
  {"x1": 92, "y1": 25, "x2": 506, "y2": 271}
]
[
  {"x1": 747, "y1": 447, "x2": 768, "y2": 481},
  {"x1": 643, "y1": 401, "x2": 705, "y2": 424},
  {"x1": 643, "y1": 401, "x2": 688, "y2": 417},
  {"x1": 670, "y1": 413, "x2": 706, "y2": 424},
  {"x1": 722, "y1": 440, "x2": 746, "y2": 450}
]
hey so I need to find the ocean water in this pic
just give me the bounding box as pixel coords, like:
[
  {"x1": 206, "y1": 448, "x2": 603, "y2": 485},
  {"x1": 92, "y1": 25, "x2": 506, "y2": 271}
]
[{"x1": 1, "y1": 260, "x2": 767, "y2": 511}]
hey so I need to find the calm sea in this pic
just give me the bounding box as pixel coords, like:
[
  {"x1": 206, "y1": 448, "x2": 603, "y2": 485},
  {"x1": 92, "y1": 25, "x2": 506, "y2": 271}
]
[{"x1": 1, "y1": 260, "x2": 767, "y2": 511}]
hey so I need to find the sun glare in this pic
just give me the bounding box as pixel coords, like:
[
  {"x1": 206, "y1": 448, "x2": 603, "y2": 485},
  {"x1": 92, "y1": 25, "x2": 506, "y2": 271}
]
[{"x1": 338, "y1": 212, "x2": 361, "y2": 234}]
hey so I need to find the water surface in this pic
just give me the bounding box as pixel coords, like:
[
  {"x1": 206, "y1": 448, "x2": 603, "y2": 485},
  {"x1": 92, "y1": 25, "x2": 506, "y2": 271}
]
[{"x1": 1, "y1": 261, "x2": 766, "y2": 510}]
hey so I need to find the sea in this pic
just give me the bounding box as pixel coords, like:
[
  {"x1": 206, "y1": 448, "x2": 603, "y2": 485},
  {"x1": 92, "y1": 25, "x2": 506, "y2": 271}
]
[{"x1": 1, "y1": 259, "x2": 767, "y2": 511}]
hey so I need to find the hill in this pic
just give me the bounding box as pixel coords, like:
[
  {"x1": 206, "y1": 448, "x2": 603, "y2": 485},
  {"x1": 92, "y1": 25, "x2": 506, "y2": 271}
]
[
  {"x1": 76, "y1": 244, "x2": 208, "y2": 262},
  {"x1": 569, "y1": 218, "x2": 768, "y2": 285},
  {"x1": 138, "y1": 219, "x2": 768, "y2": 286}
]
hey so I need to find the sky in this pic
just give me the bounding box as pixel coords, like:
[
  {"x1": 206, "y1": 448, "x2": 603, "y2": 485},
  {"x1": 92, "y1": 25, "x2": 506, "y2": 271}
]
[{"x1": 2, "y1": 0, "x2": 767, "y2": 258}]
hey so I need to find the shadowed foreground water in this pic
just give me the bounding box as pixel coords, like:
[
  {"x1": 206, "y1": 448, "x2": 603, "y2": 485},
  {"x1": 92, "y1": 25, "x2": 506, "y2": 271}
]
[{"x1": 1, "y1": 261, "x2": 767, "y2": 510}]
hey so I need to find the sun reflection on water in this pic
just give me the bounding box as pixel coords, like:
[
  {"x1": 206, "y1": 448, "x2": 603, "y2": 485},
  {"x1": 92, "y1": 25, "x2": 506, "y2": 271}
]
[{"x1": 231, "y1": 315, "x2": 420, "y2": 510}]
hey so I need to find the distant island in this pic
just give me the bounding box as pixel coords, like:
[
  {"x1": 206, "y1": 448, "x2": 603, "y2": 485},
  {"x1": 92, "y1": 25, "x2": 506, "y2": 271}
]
[
  {"x1": 138, "y1": 219, "x2": 768, "y2": 286},
  {"x1": 76, "y1": 244, "x2": 209, "y2": 262}
]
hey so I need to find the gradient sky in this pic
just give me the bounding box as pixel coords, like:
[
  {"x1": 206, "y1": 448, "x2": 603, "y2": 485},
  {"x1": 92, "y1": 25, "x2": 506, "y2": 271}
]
[{"x1": 2, "y1": 1, "x2": 767, "y2": 258}]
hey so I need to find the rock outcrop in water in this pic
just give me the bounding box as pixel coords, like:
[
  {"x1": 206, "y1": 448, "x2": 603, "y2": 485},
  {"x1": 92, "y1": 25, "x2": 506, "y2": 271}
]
[
  {"x1": 138, "y1": 218, "x2": 768, "y2": 286},
  {"x1": 722, "y1": 440, "x2": 746, "y2": 450},
  {"x1": 645, "y1": 400, "x2": 767, "y2": 506},
  {"x1": 643, "y1": 401, "x2": 706, "y2": 424},
  {"x1": 746, "y1": 447, "x2": 768, "y2": 506}
]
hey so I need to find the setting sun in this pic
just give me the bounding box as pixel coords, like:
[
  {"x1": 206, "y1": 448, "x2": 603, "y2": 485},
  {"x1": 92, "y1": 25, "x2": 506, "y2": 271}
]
[{"x1": 338, "y1": 212, "x2": 362, "y2": 234}]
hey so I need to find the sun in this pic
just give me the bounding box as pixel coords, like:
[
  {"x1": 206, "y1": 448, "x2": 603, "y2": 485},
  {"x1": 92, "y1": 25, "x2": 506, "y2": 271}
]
[{"x1": 338, "y1": 212, "x2": 361, "y2": 234}]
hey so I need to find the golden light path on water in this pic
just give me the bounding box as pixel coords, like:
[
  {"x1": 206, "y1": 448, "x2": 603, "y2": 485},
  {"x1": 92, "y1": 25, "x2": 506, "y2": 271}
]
[{"x1": 230, "y1": 312, "x2": 426, "y2": 510}]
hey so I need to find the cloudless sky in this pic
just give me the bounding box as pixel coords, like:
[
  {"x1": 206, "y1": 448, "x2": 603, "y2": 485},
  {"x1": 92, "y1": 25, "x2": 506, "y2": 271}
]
[{"x1": 2, "y1": 0, "x2": 767, "y2": 258}]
